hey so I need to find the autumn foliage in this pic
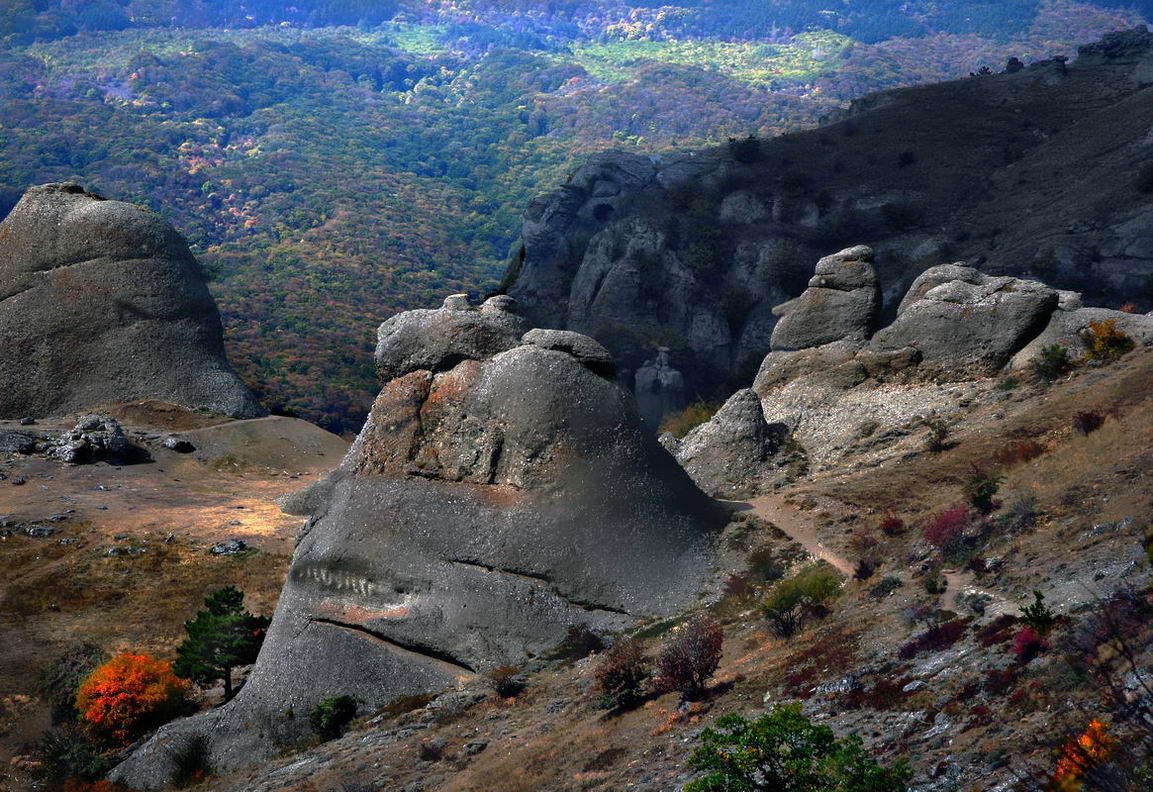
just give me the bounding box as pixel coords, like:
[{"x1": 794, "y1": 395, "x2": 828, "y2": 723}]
[
  {"x1": 1049, "y1": 719, "x2": 1114, "y2": 791},
  {"x1": 76, "y1": 653, "x2": 189, "y2": 745}
]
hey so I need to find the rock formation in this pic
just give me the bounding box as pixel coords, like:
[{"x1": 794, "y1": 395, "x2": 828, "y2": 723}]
[
  {"x1": 769, "y1": 245, "x2": 880, "y2": 351},
  {"x1": 111, "y1": 295, "x2": 725, "y2": 789},
  {"x1": 504, "y1": 29, "x2": 1153, "y2": 402},
  {"x1": 634, "y1": 347, "x2": 686, "y2": 427},
  {"x1": 665, "y1": 389, "x2": 786, "y2": 498},
  {"x1": 0, "y1": 183, "x2": 263, "y2": 419}
]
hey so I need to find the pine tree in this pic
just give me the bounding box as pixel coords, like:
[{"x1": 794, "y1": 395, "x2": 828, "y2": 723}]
[{"x1": 173, "y1": 587, "x2": 270, "y2": 702}]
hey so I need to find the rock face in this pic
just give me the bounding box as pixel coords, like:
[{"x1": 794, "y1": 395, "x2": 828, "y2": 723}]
[
  {"x1": 871, "y1": 265, "x2": 1058, "y2": 375},
  {"x1": 111, "y1": 295, "x2": 725, "y2": 789},
  {"x1": 770, "y1": 245, "x2": 880, "y2": 351},
  {"x1": 0, "y1": 183, "x2": 263, "y2": 419},
  {"x1": 504, "y1": 30, "x2": 1153, "y2": 403},
  {"x1": 669, "y1": 389, "x2": 786, "y2": 497}
]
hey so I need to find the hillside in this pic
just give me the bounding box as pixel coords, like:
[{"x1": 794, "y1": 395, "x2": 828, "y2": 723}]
[{"x1": 0, "y1": 0, "x2": 1145, "y2": 431}]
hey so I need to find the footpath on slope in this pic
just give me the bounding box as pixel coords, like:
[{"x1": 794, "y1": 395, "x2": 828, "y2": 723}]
[{"x1": 734, "y1": 494, "x2": 856, "y2": 577}]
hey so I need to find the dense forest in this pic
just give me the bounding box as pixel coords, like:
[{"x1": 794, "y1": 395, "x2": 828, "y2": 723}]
[{"x1": 0, "y1": 0, "x2": 1145, "y2": 431}]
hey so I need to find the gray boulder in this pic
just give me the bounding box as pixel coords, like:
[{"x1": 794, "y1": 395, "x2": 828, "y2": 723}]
[
  {"x1": 672, "y1": 389, "x2": 785, "y2": 497},
  {"x1": 1011, "y1": 296, "x2": 1153, "y2": 368},
  {"x1": 770, "y1": 246, "x2": 881, "y2": 351},
  {"x1": 0, "y1": 183, "x2": 263, "y2": 420},
  {"x1": 111, "y1": 296, "x2": 725, "y2": 788},
  {"x1": 43, "y1": 415, "x2": 128, "y2": 464},
  {"x1": 871, "y1": 264, "x2": 1058, "y2": 375},
  {"x1": 521, "y1": 328, "x2": 615, "y2": 377}
]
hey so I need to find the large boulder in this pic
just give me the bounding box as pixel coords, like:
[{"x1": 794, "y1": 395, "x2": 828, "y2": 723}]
[
  {"x1": 769, "y1": 245, "x2": 881, "y2": 351},
  {"x1": 111, "y1": 295, "x2": 725, "y2": 788},
  {"x1": 1011, "y1": 291, "x2": 1153, "y2": 368},
  {"x1": 870, "y1": 264, "x2": 1058, "y2": 375},
  {"x1": 670, "y1": 389, "x2": 785, "y2": 497},
  {"x1": 0, "y1": 183, "x2": 263, "y2": 419}
]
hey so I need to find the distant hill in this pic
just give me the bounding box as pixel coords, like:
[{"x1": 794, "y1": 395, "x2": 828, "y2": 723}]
[{"x1": 0, "y1": 0, "x2": 1144, "y2": 430}]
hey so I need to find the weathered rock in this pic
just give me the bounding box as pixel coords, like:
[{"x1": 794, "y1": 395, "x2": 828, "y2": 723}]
[
  {"x1": 210, "y1": 539, "x2": 247, "y2": 556},
  {"x1": 374, "y1": 294, "x2": 527, "y2": 382},
  {"x1": 161, "y1": 436, "x2": 195, "y2": 453},
  {"x1": 521, "y1": 328, "x2": 614, "y2": 377},
  {"x1": 672, "y1": 389, "x2": 786, "y2": 497},
  {"x1": 770, "y1": 246, "x2": 881, "y2": 351},
  {"x1": 43, "y1": 415, "x2": 129, "y2": 464},
  {"x1": 634, "y1": 347, "x2": 686, "y2": 428},
  {"x1": 1011, "y1": 298, "x2": 1153, "y2": 369},
  {"x1": 871, "y1": 264, "x2": 1058, "y2": 375},
  {"x1": 111, "y1": 296, "x2": 725, "y2": 788},
  {"x1": 0, "y1": 429, "x2": 38, "y2": 455},
  {"x1": 0, "y1": 183, "x2": 264, "y2": 419}
]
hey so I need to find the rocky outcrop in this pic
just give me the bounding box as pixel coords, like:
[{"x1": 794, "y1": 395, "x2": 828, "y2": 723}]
[
  {"x1": 503, "y1": 30, "x2": 1153, "y2": 403},
  {"x1": 770, "y1": 245, "x2": 880, "y2": 351},
  {"x1": 871, "y1": 264, "x2": 1058, "y2": 376},
  {"x1": 635, "y1": 347, "x2": 686, "y2": 428},
  {"x1": 0, "y1": 183, "x2": 263, "y2": 420},
  {"x1": 111, "y1": 295, "x2": 725, "y2": 789},
  {"x1": 667, "y1": 389, "x2": 786, "y2": 497},
  {"x1": 1011, "y1": 292, "x2": 1153, "y2": 368}
]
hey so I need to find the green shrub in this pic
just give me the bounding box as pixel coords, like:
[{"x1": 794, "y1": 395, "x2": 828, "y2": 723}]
[
  {"x1": 922, "y1": 416, "x2": 949, "y2": 452},
  {"x1": 309, "y1": 695, "x2": 360, "y2": 741},
  {"x1": 31, "y1": 724, "x2": 115, "y2": 784},
  {"x1": 1019, "y1": 590, "x2": 1056, "y2": 635},
  {"x1": 685, "y1": 704, "x2": 912, "y2": 792},
  {"x1": 660, "y1": 400, "x2": 722, "y2": 439},
  {"x1": 963, "y1": 468, "x2": 1003, "y2": 515},
  {"x1": 594, "y1": 639, "x2": 650, "y2": 711},
  {"x1": 762, "y1": 564, "x2": 843, "y2": 638},
  {"x1": 1031, "y1": 343, "x2": 1072, "y2": 382},
  {"x1": 869, "y1": 577, "x2": 904, "y2": 600}
]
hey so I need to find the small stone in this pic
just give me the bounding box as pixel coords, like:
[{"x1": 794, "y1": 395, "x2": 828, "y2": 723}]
[
  {"x1": 902, "y1": 680, "x2": 926, "y2": 693},
  {"x1": 12, "y1": 478, "x2": 26, "y2": 486},
  {"x1": 162, "y1": 436, "x2": 196, "y2": 453},
  {"x1": 19, "y1": 417, "x2": 35, "y2": 425},
  {"x1": 24, "y1": 525, "x2": 57, "y2": 538},
  {"x1": 210, "y1": 539, "x2": 247, "y2": 556},
  {"x1": 462, "y1": 741, "x2": 488, "y2": 756}
]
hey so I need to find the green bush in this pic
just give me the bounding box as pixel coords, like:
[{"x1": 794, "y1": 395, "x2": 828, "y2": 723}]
[
  {"x1": 309, "y1": 695, "x2": 361, "y2": 741},
  {"x1": 38, "y1": 642, "x2": 107, "y2": 723},
  {"x1": 869, "y1": 577, "x2": 904, "y2": 600},
  {"x1": 762, "y1": 564, "x2": 843, "y2": 638},
  {"x1": 685, "y1": 704, "x2": 912, "y2": 792},
  {"x1": 1020, "y1": 590, "x2": 1056, "y2": 635},
  {"x1": 31, "y1": 724, "x2": 115, "y2": 784},
  {"x1": 1031, "y1": 343, "x2": 1071, "y2": 382},
  {"x1": 922, "y1": 417, "x2": 949, "y2": 452},
  {"x1": 963, "y1": 468, "x2": 1003, "y2": 515}
]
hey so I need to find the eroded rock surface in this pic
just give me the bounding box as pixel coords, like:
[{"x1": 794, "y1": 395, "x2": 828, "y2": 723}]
[
  {"x1": 770, "y1": 245, "x2": 880, "y2": 352},
  {"x1": 0, "y1": 183, "x2": 263, "y2": 420},
  {"x1": 111, "y1": 295, "x2": 725, "y2": 789}
]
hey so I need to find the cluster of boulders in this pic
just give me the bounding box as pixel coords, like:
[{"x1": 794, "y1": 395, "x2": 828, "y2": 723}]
[
  {"x1": 0, "y1": 183, "x2": 264, "y2": 421},
  {"x1": 111, "y1": 294, "x2": 726, "y2": 789},
  {"x1": 41, "y1": 415, "x2": 129, "y2": 463}
]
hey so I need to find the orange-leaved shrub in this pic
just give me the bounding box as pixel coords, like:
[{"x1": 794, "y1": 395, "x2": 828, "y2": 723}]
[
  {"x1": 76, "y1": 653, "x2": 189, "y2": 745},
  {"x1": 1050, "y1": 719, "x2": 1114, "y2": 791},
  {"x1": 1084, "y1": 319, "x2": 1134, "y2": 361}
]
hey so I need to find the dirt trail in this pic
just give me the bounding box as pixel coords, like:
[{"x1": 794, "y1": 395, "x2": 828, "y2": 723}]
[{"x1": 738, "y1": 494, "x2": 856, "y2": 576}]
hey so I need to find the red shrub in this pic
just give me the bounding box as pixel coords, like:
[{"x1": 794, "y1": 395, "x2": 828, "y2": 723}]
[
  {"x1": 879, "y1": 513, "x2": 905, "y2": 536},
  {"x1": 992, "y1": 439, "x2": 1046, "y2": 466},
  {"x1": 656, "y1": 616, "x2": 723, "y2": 700},
  {"x1": 1012, "y1": 626, "x2": 1048, "y2": 664},
  {"x1": 594, "y1": 640, "x2": 650, "y2": 710},
  {"x1": 922, "y1": 506, "x2": 971, "y2": 551},
  {"x1": 984, "y1": 667, "x2": 1017, "y2": 695}
]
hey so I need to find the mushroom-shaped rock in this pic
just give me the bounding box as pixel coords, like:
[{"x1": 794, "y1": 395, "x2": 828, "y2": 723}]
[
  {"x1": 374, "y1": 293, "x2": 527, "y2": 382},
  {"x1": 0, "y1": 183, "x2": 263, "y2": 419},
  {"x1": 111, "y1": 296, "x2": 726, "y2": 788},
  {"x1": 769, "y1": 245, "x2": 881, "y2": 351},
  {"x1": 871, "y1": 264, "x2": 1058, "y2": 375},
  {"x1": 522, "y1": 328, "x2": 615, "y2": 377},
  {"x1": 672, "y1": 389, "x2": 786, "y2": 498}
]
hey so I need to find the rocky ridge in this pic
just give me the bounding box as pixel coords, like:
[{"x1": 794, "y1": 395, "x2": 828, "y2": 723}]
[{"x1": 506, "y1": 27, "x2": 1153, "y2": 417}]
